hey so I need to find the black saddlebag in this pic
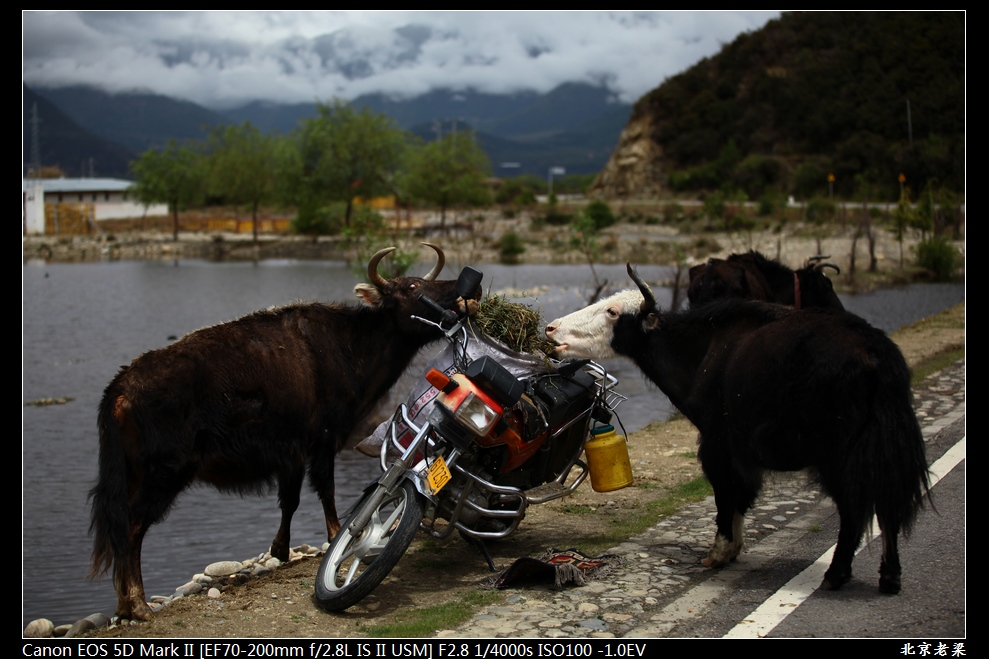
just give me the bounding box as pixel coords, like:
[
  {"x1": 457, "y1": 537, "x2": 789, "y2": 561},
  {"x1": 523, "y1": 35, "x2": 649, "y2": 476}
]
[{"x1": 530, "y1": 368, "x2": 596, "y2": 430}]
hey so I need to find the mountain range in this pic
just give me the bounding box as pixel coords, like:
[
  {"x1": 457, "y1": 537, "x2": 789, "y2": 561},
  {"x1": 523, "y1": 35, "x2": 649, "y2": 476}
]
[
  {"x1": 23, "y1": 82, "x2": 631, "y2": 180},
  {"x1": 24, "y1": 11, "x2": 963, "y2": 199},
  {"x1": 23, "y1": 86, "x2": 139, "y2": 179}
]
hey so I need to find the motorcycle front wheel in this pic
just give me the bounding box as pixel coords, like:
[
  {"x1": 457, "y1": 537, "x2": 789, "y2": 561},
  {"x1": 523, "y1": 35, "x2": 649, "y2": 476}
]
[{"x1": 314, "y1": 479, "x2": 425, "y2": 612}]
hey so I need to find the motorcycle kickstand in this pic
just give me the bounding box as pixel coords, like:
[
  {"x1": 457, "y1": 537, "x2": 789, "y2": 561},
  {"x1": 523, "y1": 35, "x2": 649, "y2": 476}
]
[{"x1": 461, "y1": 532, "x2": 497, "y2": 572}]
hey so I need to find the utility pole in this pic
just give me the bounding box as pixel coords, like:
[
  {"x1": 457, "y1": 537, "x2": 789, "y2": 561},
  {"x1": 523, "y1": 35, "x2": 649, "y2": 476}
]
[
  {"x1": 548, "y1": 167, "x2": 565, "y2": 199},
  {"x1": 906, "y1": 99, "x2": 913, "y2": 147},
  {"x1": 30, "y1": 103, "x2": 42, "y2": 178}
]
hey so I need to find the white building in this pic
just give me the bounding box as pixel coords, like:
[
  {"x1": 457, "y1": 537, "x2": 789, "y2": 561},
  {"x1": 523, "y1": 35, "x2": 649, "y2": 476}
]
[{"x1": 22, "y1": 178, "x2": 168, "y2": 236}]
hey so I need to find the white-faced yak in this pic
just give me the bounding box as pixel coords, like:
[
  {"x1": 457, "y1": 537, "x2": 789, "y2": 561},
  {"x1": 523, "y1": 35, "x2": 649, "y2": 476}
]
[{"x1": 545, "y1": 263, "x2": 929, "y2": 595}]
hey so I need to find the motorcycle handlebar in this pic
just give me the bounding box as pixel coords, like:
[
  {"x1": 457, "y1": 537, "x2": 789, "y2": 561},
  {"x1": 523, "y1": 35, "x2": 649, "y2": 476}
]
[{"x1": 418, "y1": 293, "x2": 459, "y2": 326}]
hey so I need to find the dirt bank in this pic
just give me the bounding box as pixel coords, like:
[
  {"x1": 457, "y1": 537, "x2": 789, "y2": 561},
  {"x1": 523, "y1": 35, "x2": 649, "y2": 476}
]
[{"x1": 23, "y1": 209, "x2": 964, "y2": 295}]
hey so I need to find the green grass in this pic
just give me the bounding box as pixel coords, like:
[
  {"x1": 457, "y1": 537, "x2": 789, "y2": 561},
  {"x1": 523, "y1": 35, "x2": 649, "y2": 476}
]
[
  {"x1": 358, "y1": 590, "x2": 504, "y2": 638},
  {"x1": 891, "y1": 301, "x2": 965, "y2": 385},
  {"x1": 566, "y1": 476, "x2": 714, "y2": 556},
  {"x1": 910, "y1": 346, "x2": 965, "y2": 385}
]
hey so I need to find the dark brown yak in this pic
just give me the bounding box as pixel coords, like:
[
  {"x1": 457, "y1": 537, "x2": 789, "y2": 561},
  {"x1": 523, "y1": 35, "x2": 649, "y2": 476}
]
[
  {"x1": 89, "y1": 244, "x2": 474, "y2": 620},
  {"x1": 688, "y1": 250, "x2": 844, "y2": 310}
]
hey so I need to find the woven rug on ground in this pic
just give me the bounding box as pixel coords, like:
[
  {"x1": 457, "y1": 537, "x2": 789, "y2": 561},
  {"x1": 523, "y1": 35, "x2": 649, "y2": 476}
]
[{"x1": 494, "y1": 548, "x2": 624, "y2": 590}]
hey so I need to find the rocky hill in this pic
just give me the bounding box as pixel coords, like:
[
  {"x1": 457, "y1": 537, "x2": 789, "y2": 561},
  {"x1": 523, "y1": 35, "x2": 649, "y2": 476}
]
[{"x1": 590, "y1": 11, "x2": 965, "y2": 202}]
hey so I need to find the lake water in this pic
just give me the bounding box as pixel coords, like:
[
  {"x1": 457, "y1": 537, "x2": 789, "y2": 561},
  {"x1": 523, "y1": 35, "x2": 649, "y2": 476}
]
[{"x1": 21, "y1": 258, "x2": 964, "y2": 629}]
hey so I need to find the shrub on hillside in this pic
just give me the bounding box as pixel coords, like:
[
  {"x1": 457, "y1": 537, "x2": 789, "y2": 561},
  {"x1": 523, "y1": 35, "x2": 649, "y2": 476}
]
[
  {"x1": 585, "y1": 200, "x2": 616, "y2": 230},
  {"x1": 498, "y1": 231, "x2": 526, "y2": 264},
  {"x1": 916, "y1": 235, "x2": 959, "y2": 280}
]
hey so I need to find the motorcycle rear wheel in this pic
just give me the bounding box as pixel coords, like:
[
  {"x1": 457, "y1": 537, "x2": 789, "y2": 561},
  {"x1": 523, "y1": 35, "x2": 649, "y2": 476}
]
[{"x1": 314, "y1": 479, "x2": 424, "y2": 611}]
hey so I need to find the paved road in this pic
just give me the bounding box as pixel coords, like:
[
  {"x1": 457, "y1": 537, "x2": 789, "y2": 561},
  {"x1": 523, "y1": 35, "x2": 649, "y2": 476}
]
[{"x1": 439, "y1": 359, "x2": 966, "y2": 640}]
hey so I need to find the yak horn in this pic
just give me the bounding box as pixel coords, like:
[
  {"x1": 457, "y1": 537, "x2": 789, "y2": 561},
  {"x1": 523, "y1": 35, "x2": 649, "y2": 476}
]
[
  {"x1": 803, "y1": 254, "x2": 840, "y2": 275},
  {"x1": 626, "y1": 262, "x2": 656, "y2": 313},
  {"x1": 421, "y1": 242, "x2": 445, "y2": 281},
  {"x1": 366, "y1": 247, "x2": 397, "y2": 289}
]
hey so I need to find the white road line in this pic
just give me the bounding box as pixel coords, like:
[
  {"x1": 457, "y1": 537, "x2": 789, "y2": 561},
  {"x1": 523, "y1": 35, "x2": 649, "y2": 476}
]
[{"x1": 723, "y1": 435, "x2": 966, "y2": 639}]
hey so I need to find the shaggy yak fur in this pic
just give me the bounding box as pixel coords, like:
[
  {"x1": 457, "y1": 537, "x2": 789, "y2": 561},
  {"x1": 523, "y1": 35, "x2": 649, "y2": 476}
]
[
  {"x1": 545, "y1": 263, "x2": 929, "y2": 595},
  {"x1": 89, "y1": 244, "x2": 475, "y2": 620},
  {"x1": 688, "y1": 250, "x2": 844, "y2": 311}
]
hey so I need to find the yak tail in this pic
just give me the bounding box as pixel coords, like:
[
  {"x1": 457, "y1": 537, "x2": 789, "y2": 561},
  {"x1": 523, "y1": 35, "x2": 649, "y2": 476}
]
[
  {"x1": 87, "y1": 378, "x2": 131, "y2": 582},
  {"x1": 862, "y1": 357, "x2": 933, "y2": 536}
]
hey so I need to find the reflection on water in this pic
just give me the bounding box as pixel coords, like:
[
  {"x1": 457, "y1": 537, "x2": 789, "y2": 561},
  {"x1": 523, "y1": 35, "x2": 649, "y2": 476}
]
[{"x1": 21, "y1": 259, "x2": 963, "y2": 628}]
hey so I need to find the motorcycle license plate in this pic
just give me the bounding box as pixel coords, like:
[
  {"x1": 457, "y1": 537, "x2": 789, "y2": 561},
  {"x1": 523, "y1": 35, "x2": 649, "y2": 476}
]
[{"x1": 426, "y1": 456, "x2": 452, "y2": 495}]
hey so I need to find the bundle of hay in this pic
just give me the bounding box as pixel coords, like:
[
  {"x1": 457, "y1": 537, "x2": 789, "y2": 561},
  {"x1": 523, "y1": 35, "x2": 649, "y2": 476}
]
[{"x1": 474, "y1": 294, "x2": 556, "y2": 356}]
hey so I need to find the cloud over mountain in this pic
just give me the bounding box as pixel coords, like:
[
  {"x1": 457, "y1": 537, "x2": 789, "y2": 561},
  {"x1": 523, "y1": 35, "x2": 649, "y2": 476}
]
[{"x1": 23, "y1": 11, "x2": 779, "y2": 109}]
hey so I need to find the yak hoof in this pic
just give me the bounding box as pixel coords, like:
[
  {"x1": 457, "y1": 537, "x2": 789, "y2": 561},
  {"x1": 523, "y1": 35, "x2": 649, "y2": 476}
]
[
  {"x1": 703, "y1": 534, "x2": 742, "y2": 568},
  {"x1": 821, "y1": 568, "x2": 851, "y2": 592},
  {"x1": 118, "y1": 601, "x2": 153, "y2": 621},
  {"x1": 270, "y1": 543, "x2": 290, "y2": 563},
  {"x1": 879, "y1": 575, "x2": 902, "y2": 595},
  {"x1": 879, "y1": 563, "x2": 901, "y2": 594}
]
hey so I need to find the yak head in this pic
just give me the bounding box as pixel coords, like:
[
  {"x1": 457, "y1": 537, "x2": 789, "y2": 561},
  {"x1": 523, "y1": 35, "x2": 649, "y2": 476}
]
[
  {"x1": 688, "y1": 251, "x2": 843, "y2": 311},
  {"x1": 354, "y1": 243, "x2": 477, "y2": 327},
  {"x1": 795, "y1": 255, "x2": 844, "y2": 310},
  {"x1": 687, "y1": 254, "x2": 771, "y2": 307},
  {"x1": 545, "y1": 263, "x2": 660, "y2": 360}
]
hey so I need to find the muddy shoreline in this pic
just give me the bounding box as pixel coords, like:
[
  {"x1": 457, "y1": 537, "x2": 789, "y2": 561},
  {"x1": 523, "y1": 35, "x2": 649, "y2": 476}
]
[{"x1": 22, "y1": 214, "x2": 963, "y2": 297}]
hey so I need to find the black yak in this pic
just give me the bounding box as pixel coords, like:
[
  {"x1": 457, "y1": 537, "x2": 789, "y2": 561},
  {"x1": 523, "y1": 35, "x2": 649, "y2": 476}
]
[
  {"x1": 545, "y1": 263, "x2": 929, "y2": 595},
  {"x1": 688, "y1": 250, "x2": 843, "y2": 310}
]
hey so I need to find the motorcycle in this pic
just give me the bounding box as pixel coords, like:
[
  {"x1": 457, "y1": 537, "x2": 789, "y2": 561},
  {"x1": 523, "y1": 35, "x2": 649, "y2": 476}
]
[{"x1": 314, "y1": 265, "x2": 628, "y2": 612}]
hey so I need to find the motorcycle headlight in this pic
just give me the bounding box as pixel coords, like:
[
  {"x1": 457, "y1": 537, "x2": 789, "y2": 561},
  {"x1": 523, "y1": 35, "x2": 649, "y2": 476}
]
[{"x1": 453, "y1": 392, "x2": 501, "y2": 436}]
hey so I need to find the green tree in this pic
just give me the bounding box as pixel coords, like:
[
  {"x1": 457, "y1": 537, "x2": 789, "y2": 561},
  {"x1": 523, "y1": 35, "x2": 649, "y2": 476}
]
[
  {"x1": 341, "y1": 207, "x2": 417, "y2": 278},
  {"x1": 130, "y1": 140, "x2": 205, "y2": 241},
  {"x1": 570, "y1": 210, "x2": 609, "y2": 303},
  {"x1": 890, "y1": 187, "x2": 919, "y2": 269},
  {"x1": 205, "y1": 122, "x2": 280, "y2": 243},
  {"x1": 401, "y1": 132, "x2": 492, "y2": 228},
  {"x1": 497, "y1": 231, "x2": 526, "y2": 264},
  {"x1": 584, "y1": 199, "x2": 616, "y2": 231},
  {"x1": 702, "y1": 192, "x2": 727, "y2": 226},
  {"x1": 495, "y1": 175, "x2": 543, "y2": 207},
  {"x1": 552, "y1": 174, "x2": 597, "y2": 196},
  {"x1": 790, "y1": 160, "x2": 831, "y2": 200},
  {"x1": 916, "y1": 235, "x2": 959, "y2": 280},
  {"x1": 297, "y1": 99, "x2": 406, "y2": 226},
  {"x1": 732, "y1": 154, "x2": 785, "y2": 199}
]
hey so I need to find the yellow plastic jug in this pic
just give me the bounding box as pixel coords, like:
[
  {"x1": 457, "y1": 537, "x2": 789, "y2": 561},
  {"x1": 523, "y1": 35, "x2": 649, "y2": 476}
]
[{"x1": 584, "y1": 424, "x2": 633, "y2": 492}]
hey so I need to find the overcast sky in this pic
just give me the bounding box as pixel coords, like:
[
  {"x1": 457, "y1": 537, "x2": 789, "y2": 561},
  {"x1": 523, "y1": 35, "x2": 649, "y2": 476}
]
[{"x1": 23, "y1": 11, "x2": 780, "y2": 110}]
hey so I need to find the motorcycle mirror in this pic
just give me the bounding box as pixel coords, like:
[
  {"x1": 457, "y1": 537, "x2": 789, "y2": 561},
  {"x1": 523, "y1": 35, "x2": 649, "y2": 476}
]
[{"x1": 456, "y1": 266, "x2": 483, "y2": 300}]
